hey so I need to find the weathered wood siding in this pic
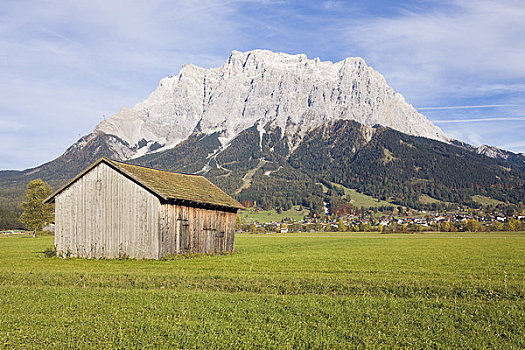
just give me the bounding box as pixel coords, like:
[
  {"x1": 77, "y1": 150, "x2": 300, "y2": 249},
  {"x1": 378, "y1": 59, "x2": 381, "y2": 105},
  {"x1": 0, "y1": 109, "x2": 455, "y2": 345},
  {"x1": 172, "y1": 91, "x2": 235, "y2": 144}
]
[
  {"x1": 55, "y1": 163, "x2": 160, "y2": 259},
  {"x1": 159, "y1": 204, "x2": 236, "y2": 255}
]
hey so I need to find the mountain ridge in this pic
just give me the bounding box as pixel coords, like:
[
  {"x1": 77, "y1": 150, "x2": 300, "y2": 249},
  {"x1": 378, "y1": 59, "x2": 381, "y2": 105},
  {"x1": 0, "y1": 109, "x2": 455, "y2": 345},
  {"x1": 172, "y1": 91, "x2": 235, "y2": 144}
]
[
  {"x1": 91, "y1": 49, "x2": 447, "y2": 161},
  {"x1": 2, "y1": 50, "x2": 525, "y2": 224}
]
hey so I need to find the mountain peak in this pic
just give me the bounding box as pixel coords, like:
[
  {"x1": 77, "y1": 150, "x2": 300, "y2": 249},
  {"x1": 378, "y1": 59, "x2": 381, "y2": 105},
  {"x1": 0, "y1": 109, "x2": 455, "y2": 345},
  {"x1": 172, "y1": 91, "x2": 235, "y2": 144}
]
[
  {"x1": 227, "y1": 49, "x2": 368, "y2": 73},
  {"x1": 94, "y1": 49, "x2": 447, "y2": 160}
]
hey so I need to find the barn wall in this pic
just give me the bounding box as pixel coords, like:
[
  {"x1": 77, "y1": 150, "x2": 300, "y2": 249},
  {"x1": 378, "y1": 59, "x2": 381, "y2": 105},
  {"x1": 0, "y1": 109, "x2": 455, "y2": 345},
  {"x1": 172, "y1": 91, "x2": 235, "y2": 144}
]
[
  {"x1": 159, "y1": 204, "x2": 237, "y2": 256},
  {"x1": 55, "y1": 163, "x2": 160, "y2": 259}
]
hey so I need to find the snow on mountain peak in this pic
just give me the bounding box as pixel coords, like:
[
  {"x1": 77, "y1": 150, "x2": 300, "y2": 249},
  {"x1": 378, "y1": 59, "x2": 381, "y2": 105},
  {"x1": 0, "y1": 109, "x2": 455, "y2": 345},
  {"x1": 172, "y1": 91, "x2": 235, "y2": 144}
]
[{"x1": 95, "y1": 49, "x2": 447, "y2": 159}]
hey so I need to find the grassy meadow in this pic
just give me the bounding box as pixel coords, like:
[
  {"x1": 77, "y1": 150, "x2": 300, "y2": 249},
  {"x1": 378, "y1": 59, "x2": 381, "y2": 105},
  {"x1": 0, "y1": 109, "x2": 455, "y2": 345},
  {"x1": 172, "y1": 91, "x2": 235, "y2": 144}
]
[
  {"x1": 240, "y1": 206, "x2": 310, "y2": 223},
  {"x1": 0, "y1": 232, "x2": 524, "y2": 349},
  {"x1": 334, "y1": 184, "x2": 393, "y2": 208}
]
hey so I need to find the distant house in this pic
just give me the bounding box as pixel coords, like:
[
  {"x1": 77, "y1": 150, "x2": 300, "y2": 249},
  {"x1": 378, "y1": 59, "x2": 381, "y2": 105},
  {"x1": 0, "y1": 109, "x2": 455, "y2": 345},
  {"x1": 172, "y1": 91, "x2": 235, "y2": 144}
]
[{"x1": 45, "y1": 158, "x2": 243, "y2": 259}]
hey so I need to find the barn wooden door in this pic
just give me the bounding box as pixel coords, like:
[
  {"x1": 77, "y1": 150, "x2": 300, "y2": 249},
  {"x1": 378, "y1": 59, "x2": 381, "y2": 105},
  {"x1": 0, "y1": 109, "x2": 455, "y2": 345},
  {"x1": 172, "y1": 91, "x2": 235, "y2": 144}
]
[
  {"x1": 176, "y1": 207, "x2": 190, "y2": 253},
  {"x1": 215, "y1": 212, "x2": 226, "y2": 253},
  {"x1": 175, "y1": 216, "x2": 181, "y2": 254}
]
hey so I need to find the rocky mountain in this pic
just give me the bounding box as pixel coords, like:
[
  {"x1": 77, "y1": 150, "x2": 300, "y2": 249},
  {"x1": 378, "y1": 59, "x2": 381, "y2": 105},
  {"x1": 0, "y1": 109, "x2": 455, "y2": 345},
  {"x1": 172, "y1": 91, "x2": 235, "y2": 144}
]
[
  {"x1": 475, "y1": 145, "x2": 525, "y2": 170},
  {"x1": 450, "y1": 140, "x2": 525, "y2": 171},
  {"x1": 1, "y1": 50, "x2": 524, "y2": 223},
  {"x1": 91, "y1": 49, "x2": 447, "y2": 162}
]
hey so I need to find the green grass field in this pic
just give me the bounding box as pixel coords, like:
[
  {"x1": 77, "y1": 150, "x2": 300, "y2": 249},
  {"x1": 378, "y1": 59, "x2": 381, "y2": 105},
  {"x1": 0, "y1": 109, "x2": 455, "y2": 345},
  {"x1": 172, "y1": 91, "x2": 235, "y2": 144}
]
[
  {"x1": 472, "y1": 194, "x2": 505, "y2": 206},
  {"x1": 418, "y1": 194, "x2": 458, "y2": 206},
  {"x1": 240, "y1": 206, "x2": 310, "y2": 223},
  {"x1": 1, "y1": 232, "x2": 524, "y2": 349},
  {"x1": 332, "y1": 183, "x2": 393, "y2": 208}
]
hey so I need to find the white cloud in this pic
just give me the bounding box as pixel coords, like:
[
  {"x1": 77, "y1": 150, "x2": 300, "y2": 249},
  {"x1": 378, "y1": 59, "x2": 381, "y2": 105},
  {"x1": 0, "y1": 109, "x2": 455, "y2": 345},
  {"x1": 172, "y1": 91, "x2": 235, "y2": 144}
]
[
  {"x1": 323, "y1": 1, "x2": 343, "y2": 10},
  {"x1": 344, "y1": 0, "x2": 525, "y2": 103},
  {"x1": 433, "y1": 117, "x2": 525, "y2": 123},
  {"x1": 419, "y1": 104, "x2": 514, "y2": 111},
  {"x1": 439, "y1": 118, "x2": 525, "y2": 153},
  {"x1": 0, "y1": 120, "x2": 26, "y2": 131},
  {"x1": 501, "y1": 140, "x2": 525, "y2": 151}
]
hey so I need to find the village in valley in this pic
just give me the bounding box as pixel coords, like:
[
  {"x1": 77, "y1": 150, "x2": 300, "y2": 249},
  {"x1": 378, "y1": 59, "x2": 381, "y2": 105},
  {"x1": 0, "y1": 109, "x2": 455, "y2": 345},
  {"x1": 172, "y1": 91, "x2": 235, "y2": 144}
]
[
  {"x1": 241, "y1": 205, "x2": 525, "y2": 234},
  {"x1": 4, "y1": 201, "x2": 525, "y2": 237}
]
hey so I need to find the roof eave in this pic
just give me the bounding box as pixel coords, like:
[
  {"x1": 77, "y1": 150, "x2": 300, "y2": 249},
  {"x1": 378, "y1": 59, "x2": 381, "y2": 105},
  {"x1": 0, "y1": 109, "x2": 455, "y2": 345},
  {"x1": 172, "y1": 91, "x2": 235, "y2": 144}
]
[{"x1": 164, "y1": 197, "x2": 243, "y2": 211}]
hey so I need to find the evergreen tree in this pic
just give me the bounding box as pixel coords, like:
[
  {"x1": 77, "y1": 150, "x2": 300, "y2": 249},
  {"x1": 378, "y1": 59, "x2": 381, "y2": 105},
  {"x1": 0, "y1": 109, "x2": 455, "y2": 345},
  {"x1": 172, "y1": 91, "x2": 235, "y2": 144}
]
[{"x1": 19, "y1": 179, "x2": 53, "y2": 235}]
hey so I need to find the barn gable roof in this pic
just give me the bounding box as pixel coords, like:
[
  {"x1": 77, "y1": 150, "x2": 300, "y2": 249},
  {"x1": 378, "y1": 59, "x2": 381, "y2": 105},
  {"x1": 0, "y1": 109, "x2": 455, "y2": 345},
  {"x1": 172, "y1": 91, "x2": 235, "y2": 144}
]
[{"x1": 45, "y1": 158, "x2": 243, "y2": 210}]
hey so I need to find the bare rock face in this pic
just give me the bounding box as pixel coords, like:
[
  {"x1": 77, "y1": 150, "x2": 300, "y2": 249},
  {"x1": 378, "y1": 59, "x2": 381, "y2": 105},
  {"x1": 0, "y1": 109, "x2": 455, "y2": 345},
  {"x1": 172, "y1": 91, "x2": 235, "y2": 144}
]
[
  {"x1": 477, "y1": 145, "x2": 509, "y2": 159},
  {"x1": 94, "y1": 49, "x2": 447, "y2": 159}
]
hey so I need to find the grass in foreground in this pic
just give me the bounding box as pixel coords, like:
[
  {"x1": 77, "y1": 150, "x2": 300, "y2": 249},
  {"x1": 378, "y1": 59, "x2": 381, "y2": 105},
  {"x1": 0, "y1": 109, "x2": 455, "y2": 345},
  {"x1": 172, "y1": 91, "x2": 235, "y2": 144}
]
[{"x1": 0, "y1": 232, "x2": 524, "y2": 348}]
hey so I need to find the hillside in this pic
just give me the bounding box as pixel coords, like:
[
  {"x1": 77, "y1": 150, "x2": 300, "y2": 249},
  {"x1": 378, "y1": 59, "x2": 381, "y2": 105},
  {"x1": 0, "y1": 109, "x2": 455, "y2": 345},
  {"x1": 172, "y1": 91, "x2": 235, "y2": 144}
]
[{"x1": 128, "y1": 120, "x2": 525, "y2": 212}]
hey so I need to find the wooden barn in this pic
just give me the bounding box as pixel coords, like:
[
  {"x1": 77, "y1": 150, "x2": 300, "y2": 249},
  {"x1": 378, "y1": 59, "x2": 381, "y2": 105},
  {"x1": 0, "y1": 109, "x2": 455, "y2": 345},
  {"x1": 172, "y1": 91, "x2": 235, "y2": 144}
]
[{"x1": 45, "y1": 158, "x2": 243, "y2": 259}]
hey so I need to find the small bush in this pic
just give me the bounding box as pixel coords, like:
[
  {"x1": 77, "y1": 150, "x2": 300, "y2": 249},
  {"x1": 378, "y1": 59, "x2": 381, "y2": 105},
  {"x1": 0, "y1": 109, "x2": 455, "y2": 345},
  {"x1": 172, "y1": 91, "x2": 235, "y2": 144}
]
[{"x1": 42, "y1": 246, "x2": 57, "y2": 258}]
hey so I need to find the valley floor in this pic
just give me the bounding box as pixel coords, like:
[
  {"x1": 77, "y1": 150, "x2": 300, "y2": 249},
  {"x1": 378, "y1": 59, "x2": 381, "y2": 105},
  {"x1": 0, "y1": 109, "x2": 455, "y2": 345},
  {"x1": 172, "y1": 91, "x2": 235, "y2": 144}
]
[{"x1": 0, "y1": 232, "x2": 524, "y2": 348}]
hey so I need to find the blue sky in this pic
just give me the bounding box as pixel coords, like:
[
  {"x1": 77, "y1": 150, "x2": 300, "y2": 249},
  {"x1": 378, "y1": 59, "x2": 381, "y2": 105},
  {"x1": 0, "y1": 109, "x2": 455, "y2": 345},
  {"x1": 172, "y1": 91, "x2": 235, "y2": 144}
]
[{"x1": 1, "y1": 0, "x2": 524, "y2": 170}]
